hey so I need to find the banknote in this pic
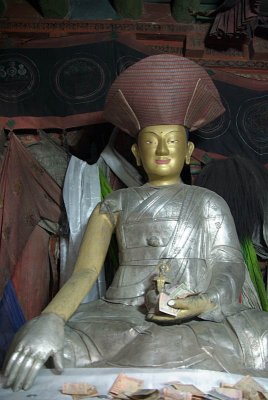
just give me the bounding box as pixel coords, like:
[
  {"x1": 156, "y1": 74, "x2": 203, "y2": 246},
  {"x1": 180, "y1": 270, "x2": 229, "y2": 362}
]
[
  {"x1": 109, "y1": 374, "x2": 144, "y2": 396},
  {"x1": 61, "y1": 382, "x2": 98, "y2": 396},
  {"x1": 159, "y1": 284, "x2": 196, "y2": 316},
  {"x1": 167, "y1": 283, "x2": 196, "y2": 299},
  {"x1": 230, "y1": 376, "x2": 268, "y2": 400},
  {"x1": 127, "y1": 389, "x2": 160, "y2": 400},
  {"x1": 207, "y1": 388, "x2": 242, "y2": 400},
  {"x1": 159, "y1": 292, "x2": 178, "y2": 316},
  {"x1": 167, "y1": 383, "x2": 204, "y2": 396},
  {"x1": 163, "y1": 387, "x2": 192, "y2": 400}
]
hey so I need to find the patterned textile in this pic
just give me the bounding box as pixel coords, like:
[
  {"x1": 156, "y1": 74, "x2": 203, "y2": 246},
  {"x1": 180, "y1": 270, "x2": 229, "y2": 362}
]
[
  {"x1": 0, "y1": 40, "x2": 145, "y2": 130},
  {"x1": 0, "y1": 40, "x2": 268, "y2": 163},
  {"x1": 193, "y1": 70, "x2": 268, "y2": 165}
]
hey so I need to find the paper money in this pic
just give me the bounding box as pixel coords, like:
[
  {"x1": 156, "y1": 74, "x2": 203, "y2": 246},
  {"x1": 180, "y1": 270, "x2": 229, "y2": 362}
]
[
  {"x1": 207, "y1": 388, "x2": 242, "y2": 400},
  {"x1": 159, "y1": 292, "x2": 178, "y2": 316},
  {"x1": 72, "y1": 396, "x2": 100, "y2": 400},
  {"x1": 128, "y1": 389, "x2": 160, "y2": 400},
  {"x1": 167, "y1": 283, "x2": 196, "y2": 299},
  {"x1": 109, "y1": 374, "x2": 144, "y2": 396},
  {"x1": 163, "y1": 387, "x2": 192, "y2": 400},
  {"x1": 159, "y1": 284, "x2": 196, "y2": 316},
  {"x1": 231, "y1": 376, "x2": 268, "y2": 400},
  {"x1": 167, "y1": 383, "x2": 204, "y2": 396},
  {"x1": 61, "y1": 382, "x2": 98, "y2": 396}
]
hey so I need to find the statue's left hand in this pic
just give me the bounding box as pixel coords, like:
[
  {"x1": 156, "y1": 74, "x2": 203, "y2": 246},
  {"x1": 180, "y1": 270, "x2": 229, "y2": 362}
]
[
  {"x1": 148, "y1": 294, "x2": 215, "y2": 324},
  {"x1": 3, "y1": 313, "x2": 65, "y2": 391}
]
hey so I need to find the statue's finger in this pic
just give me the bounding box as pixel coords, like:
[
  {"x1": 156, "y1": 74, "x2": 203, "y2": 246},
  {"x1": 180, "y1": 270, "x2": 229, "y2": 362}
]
[
  {"x1": 167, "y1": 299, "x2": 190, "y2": 309},
  {"x1": 150, "y1": 314, "x2": 176, "y2": 322},
  {"x1": 3, "y1": 351, "x2": 21, "y2": 377},
  {"x1": 174, "y1": 309, "x2": 194, "y2": 319},
  {"x1": 22, "y1": 359, "x2": 44, "y2": 390},
  {"x1": 53, "y1": 351, "x2": 64, "y2": 373},
  {"x1": 5, "y1": 351, "x2": 29, "y2": 389},
  {"x1": 12, "y1": 356, "x2": 34, "y2": 392}
]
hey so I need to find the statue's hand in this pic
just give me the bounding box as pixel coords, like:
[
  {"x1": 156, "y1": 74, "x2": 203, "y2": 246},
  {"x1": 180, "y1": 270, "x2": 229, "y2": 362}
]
[
  {"x1": 148, "y1": 294, "x2": 215, "y2": 324},
  {"x1": 4, "y1": 313, "x2": 65, "y2": 391}
]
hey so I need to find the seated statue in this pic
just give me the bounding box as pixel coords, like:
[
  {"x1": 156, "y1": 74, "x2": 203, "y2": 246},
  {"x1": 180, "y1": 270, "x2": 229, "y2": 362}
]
[{"x1": 4, "y1": 55, "x2": 268, "y2": 392}]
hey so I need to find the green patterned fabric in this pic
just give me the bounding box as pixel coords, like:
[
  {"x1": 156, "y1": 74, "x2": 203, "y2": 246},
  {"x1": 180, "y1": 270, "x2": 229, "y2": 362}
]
[{"x1": 242, "y1": 239, "x2": 268, "y2": 311}]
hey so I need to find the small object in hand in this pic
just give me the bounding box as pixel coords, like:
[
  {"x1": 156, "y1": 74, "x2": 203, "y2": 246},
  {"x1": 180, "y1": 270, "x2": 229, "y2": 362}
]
[
  {"x1": 159, "y1": 293, "x2": 178, "y2": 316},
  {"x1": 159, "y1": 284, "x2": 196, "y2": 316}
]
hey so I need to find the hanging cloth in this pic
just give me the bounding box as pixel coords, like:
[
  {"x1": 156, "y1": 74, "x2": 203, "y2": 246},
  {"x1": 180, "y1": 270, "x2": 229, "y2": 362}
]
[
  {"x1": 61, "y1": 156, "x2": 106, "y2": 302},
  {"x1": 0, "y1": 134, "x2": 62, "y2": 299}
]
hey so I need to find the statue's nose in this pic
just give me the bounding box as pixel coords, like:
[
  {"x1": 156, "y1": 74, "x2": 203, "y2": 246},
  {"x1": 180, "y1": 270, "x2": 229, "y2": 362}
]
[{"x1": 156, "y1": 138, "x2": 169, "y2": 156}]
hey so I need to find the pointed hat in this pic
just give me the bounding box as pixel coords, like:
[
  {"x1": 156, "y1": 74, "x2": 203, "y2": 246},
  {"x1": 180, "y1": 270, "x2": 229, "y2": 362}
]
[{"x1": 103, "y1": 54, "x2": 225, "y2": 137}]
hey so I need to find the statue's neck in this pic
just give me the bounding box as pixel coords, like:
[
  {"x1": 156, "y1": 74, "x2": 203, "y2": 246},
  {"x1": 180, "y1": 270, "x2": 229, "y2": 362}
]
[{"x1": 146, "y1": 176, "x2": 182, "y2": 187}]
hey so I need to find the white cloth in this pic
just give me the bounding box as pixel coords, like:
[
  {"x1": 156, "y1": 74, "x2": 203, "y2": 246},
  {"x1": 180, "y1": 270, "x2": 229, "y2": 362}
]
[{"x1": 61, "y1": 156, "x2": 106, "y2": 302}]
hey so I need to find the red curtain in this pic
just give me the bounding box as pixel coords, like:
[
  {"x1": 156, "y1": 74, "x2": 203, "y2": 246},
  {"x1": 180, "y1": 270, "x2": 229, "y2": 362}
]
[{"x1": 0, "y1": 134, "x2": 62, "y2": 304}]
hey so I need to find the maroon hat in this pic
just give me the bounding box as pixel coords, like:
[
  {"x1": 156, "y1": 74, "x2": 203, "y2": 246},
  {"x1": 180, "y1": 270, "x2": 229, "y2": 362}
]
[{"x1": 103, "y1": 54, "x2": 225, "y2": 137}]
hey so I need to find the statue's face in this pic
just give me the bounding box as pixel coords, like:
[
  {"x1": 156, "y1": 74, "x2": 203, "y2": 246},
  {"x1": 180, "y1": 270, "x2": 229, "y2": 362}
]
[{"x1": 131, "y1": 125, "x2": 194, "y2": 186}]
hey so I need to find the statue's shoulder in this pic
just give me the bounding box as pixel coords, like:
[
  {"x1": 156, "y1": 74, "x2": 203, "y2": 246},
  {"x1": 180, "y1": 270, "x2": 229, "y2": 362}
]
[
  {"x1": 189, "y1": 184, "x2": 219, "y2": 198},
  {"x1": 100, "y1": 186, "x2": 135, "y2": 213},
  {"x1": 190, "y1": 184, "x2": 231, "y2": 214}
]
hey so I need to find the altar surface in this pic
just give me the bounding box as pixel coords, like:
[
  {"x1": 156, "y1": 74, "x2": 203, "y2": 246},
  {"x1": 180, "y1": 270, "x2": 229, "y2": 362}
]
[{"x1": 0, "y1": 368, "x2": 268, "y2": 400}]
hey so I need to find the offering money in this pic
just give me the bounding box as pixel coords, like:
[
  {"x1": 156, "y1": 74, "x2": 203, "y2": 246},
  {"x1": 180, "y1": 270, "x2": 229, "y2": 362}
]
[
  {"x1": 109, "y1": 374, "x2": 144, "y2": 396},
  {"x1": 159, "y1": 283, "x2": 196, "y2": 316},
  {"x1": 61, "y1": 382, "x2": 99, "y2": 399},
  {"x1": 226, "y1": 376, "x2": 268, "y2": 400},
  {"x1": 207, "y1": 387, "x2": 242, "y2": 400},
  {"x1": 60, "y1": 373, "x2": 268, "y2": 400}
]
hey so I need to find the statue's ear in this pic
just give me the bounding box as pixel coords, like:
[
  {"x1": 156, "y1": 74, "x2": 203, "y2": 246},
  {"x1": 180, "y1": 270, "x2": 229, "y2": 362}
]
[
  {"x1": 185, "y1": 141, "x2": 194, "y2": 165},
  {"x1": 131, "y1": 143, "x2": 142, "y2": 166}
]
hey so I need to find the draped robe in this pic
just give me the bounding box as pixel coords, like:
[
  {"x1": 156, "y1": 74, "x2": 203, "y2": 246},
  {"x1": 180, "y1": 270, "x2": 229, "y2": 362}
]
[{"x1": 63, "y1": 183, "x2": 268, "y2": 373}]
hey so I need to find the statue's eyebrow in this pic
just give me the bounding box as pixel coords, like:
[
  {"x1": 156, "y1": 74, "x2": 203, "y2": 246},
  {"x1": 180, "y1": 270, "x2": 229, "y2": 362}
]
[
  {"x1": 143, "y1": 130, "x2": 181, "y2": 136},
  {"x1": 165, "y1": 131, "x2": 180, "y2": 135}
]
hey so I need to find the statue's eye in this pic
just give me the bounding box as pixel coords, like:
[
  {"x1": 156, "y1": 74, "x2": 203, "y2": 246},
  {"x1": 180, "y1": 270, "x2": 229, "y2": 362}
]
[
  {"x1": 145, "y1": 140, "x2": 153, "y2": 144},
  {"x1": 168, "y1": 139, "x2": 178, "y2": 144}
]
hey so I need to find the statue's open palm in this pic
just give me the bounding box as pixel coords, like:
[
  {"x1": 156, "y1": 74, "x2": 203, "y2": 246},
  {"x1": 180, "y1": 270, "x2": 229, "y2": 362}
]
[{"x1": 4, "y1": 313, "x2": 64, "y2": 391}]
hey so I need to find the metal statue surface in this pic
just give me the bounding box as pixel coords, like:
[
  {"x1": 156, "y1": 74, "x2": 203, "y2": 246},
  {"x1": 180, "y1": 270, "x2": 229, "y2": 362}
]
[{"x1": 3, "y1": 56, "x2": 268, "y2": 391}]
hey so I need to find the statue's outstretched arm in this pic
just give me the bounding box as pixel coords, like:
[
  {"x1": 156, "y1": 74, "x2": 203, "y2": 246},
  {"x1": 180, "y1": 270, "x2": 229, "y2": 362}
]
[
  {"x1": 43, "y1": 204, "x2": 115, "y2": 321},
  {"x1": 4, "y1": 204, "x2": 115, "y2": 391}
]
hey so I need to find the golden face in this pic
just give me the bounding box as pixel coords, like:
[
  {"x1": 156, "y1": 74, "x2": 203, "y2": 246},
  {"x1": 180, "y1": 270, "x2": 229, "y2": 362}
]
[{"x1": 131, "y1": 125, "x2": 194, "y2": 186}]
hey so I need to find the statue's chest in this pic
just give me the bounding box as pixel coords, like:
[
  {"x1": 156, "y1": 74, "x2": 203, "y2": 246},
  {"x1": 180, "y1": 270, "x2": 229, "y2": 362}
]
[{"x1": 117, "y1": 198, "x2": 196, "y2": 251}]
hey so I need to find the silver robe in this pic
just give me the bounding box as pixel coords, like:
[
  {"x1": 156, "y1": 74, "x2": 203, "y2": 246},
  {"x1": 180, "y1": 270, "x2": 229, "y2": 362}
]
[{"x1": 64, "y1": 183, "x2": 268, "y2": 374}]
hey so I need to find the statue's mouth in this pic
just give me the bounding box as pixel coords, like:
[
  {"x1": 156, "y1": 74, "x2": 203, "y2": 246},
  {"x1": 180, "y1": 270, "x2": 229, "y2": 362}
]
[{"x1": 155, "y1": 159, "x2": 170, "y2": 164}]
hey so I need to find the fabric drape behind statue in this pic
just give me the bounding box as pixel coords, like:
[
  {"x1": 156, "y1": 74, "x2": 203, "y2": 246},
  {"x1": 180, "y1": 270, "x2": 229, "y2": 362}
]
[{"x1": 0, "y1": 134, "x2": 62, "y2": 300}]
